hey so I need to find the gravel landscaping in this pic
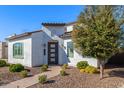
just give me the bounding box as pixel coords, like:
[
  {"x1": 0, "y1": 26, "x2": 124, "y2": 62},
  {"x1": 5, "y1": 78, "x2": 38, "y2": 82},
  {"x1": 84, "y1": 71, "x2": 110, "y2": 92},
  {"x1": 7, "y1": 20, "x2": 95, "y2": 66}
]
[
  {"x1": 29, "y1": 66, "x2": 124, "y2": 88},
  {"x1": 0, "y1": 66, "x2": 41, "y2": 86}
]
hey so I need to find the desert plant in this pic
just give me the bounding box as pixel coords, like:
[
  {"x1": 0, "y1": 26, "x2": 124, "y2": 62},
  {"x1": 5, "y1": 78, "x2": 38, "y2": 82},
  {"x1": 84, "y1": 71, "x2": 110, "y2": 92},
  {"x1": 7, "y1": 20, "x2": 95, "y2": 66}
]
[
  {"x1": 38, "y1": 75, "x2": 47, "y2": 84},
  {"x1": 43, "y1": 64, "x2": 48, "y2": 68},
  {"x1": 41, "y1": 65, "x2": 48, "y2": 72},
  {"x1": 60, "y1": 69, "x2": 67, "y2": 76},
  {"x1": 76, "y1": 61, "x2": 89, "y2": 69},
  {"x1": 62, "y1": 64, "x2": 68, "y2": 69},
  {"x1": 9, "y1": 64, "x2": 24, "y2": 72},
  {"x1": 0, "y1": 60, "x2": 6, "y2": 67},
  {"x1": 80, "y1": 69, "x2": 85, "y2": 73},
  {"x1": 20, "y1": 70, "x2": 28, "y2": 78},
  {"x1": 85, "y1": 66, "x2": 98, "y2": 74}
]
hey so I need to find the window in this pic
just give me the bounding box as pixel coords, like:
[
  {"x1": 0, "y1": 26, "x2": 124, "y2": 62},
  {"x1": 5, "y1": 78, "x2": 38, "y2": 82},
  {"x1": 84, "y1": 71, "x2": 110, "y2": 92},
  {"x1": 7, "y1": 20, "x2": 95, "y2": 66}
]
[
  {"x1": 67, "y1": 41, "x2": 74, "y2": 58},
  {"x1": 50, "y1": 54, "x2": 55, "y2": 57},
  {"x1": 50, "y1": 44, "x2": 55, "y2": 48},
  {"x1": 50, "y1": 58, "x2": 55, "y2": 61},
  {"x1": 50, "y1": 49, "x2": 55, "y2": 52},
  {"x1": 13, "y1": 43, "x2": 24, "y2": 59}
]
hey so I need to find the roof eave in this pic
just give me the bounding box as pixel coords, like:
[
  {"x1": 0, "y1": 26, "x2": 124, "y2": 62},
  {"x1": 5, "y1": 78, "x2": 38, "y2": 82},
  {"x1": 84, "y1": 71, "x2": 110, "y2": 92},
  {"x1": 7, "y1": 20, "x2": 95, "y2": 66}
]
[
  {"x1": 42, "y1": 22, "x2": 66, "y2": 26},
  {"x1": 6, "y1": 30, "x2": 42, "y2": 41}
]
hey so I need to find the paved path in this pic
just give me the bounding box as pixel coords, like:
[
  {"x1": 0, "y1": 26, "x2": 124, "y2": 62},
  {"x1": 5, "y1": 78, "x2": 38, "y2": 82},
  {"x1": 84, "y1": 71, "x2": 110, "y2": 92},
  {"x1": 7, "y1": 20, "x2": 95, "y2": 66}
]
[
  {"x1": 0, "y1": 66, "x2": 61, "y2": 88},
  {"x1": 120, "y1": 85, "x2": 124, "y2": 88}
]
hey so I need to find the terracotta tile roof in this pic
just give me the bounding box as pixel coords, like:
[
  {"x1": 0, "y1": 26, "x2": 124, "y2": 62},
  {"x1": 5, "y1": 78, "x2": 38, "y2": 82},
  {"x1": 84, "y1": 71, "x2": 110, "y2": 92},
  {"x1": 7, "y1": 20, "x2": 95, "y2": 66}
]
[
  {"x1": 6, "y1": 30, "x2": 43, "y2": 40},
  {"x1": 42, "y1": 22, "x2": 76, "y2": 26},
  {"x1": 42, "y1": 22, "x2": 66, "y2": 26}
]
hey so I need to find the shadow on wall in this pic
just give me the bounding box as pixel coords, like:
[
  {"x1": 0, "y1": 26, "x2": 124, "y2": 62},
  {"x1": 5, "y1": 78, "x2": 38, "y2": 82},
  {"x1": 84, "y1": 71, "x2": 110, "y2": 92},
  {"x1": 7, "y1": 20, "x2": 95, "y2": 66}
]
[
  {"x1": 59, "y1": 44, "x2": 70, "y2": 64},
  {"x1": 106, "y1": 52, "x2": 124, "y2": 66}
]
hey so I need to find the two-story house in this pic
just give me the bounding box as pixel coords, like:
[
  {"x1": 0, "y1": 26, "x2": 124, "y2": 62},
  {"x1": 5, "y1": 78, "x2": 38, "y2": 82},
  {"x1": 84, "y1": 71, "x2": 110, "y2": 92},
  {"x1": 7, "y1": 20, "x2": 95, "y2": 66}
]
[{"x1": 6, "y1": 22, "x2": 98, "y2": 67}]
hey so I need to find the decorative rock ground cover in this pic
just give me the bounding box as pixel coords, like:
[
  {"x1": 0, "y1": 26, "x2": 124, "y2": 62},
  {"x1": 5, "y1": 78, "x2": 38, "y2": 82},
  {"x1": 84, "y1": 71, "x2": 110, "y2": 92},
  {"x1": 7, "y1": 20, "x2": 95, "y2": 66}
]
[
  {"x1": 0, "y1": 66, "x2": 41, "y2": 86},
  {"x1": 29, "y1": 66, "x2": 124, "y2": 88}
]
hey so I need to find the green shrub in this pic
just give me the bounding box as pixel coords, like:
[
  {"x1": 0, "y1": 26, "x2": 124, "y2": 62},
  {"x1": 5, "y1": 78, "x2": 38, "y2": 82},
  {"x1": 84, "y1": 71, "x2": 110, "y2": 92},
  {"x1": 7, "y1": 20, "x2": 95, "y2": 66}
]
[
  {"x1": 85, "y1": 66, "x2": 98, "y2": 74},
  {"x1": 80, "y1": 69, "x2": 85, "y2": 73},
  {"x1": 20, "y1": 70, "x2": 28, "y2": 78},
  {"x1": 0, "y1": 60, "x2": 6, "y2": 67},
  {"x1": 60, "y1": 69, "x2": 67, "y2": 76},
  {"x1": 6, "y1": 63, "x2": 10, "y2": 66},
  {"x1": 38, "y1": 75, "x2": 47, "y2": 84},
  {"x1": 43, "y1": 64, "x2": 48, "y2": 68},
  {"x1": 9, "y1": 64, "x2": 24, "y2": 72},
  {"x1": 76, "y1": 61, "x2": 89, "y2": 69},
  {"x1": 41, "y1": 64, "x2": 48, "y2": 68},
  {"x1": 62, "y1": 64, "x2": 68, "y2": 69},
  {"x1": 41, "y1": 65, "x2": 48, "y2": 72}
]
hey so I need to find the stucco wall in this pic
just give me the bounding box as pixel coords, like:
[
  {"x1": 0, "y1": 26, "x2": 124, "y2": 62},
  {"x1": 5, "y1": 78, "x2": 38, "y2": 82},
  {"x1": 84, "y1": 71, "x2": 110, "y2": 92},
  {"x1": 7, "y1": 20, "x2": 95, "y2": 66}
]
[
  {"x1": 0, "y1": 42, "x2": 8, "y2": 59},
  {"x1": 42, "y1": 26, "x2": 66, "y2": 65},
  {"x1": 66, "y1": 25, "x2": 74, "y2": 32},
  {"x1": 43, "y1": 26, "x2": 65, "y2": 36},
  {"x1": 8, "y1": 36, "x2": 32, "y2": 67},
  {"x1": 4, "y1": 45, "x2": 8, "y2": 59},
  {"x1": 31, "y1": 32, "x2": 45, "y2": 66},
  {"x1": 63, "y1": 39, "x2": 98, "y2": 67}
]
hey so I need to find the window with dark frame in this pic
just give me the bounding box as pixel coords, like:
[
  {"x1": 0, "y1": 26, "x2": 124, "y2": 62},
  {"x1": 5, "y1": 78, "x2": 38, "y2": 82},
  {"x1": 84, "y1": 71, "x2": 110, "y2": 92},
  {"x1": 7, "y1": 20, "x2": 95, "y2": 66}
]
[
  {"x1": 13, "y1": 43, "x2": 24, "y2": 59},
  {"x1": 67, "y1": 41, "x2": 74, "y2": 58}
]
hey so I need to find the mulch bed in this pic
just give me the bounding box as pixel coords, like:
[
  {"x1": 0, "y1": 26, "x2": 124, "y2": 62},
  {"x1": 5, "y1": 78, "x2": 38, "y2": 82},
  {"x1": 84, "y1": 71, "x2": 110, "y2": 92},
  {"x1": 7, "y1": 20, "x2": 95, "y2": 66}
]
[
  {"x1": 0, "y1": 66, "x2": 41, "y2": 86},
  {"x1": 29, "y1": 66, "x2": 124, "y2": 88}
]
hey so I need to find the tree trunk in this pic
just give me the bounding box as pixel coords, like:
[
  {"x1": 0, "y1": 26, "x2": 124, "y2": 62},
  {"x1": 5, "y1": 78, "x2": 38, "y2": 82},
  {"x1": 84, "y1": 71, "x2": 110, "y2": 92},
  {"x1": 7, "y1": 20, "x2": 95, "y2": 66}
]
[
  {"x1": 98, "y1": 59, "x2": 105, "y2": 79},
  {"x1": 99, "y1": 63, "x2": 104, "y2": 79}
]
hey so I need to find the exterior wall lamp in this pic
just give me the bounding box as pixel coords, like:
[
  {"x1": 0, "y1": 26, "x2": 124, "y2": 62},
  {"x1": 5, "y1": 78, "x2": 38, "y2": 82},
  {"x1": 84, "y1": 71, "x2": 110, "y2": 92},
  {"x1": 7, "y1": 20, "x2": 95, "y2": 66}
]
[
  {"x1": 43, "y1": 43, "x2": 46, "y2": 55},
  {"x1": 43, "y1": 43, "x2": 46, "y2": 48}
]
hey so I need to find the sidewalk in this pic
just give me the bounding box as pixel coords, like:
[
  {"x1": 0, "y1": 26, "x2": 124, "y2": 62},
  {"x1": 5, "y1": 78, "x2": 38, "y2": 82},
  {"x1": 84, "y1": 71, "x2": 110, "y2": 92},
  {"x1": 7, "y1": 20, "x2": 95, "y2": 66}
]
[{"x1": 0, "y1": 66, "x2": 61, "y2": 88}]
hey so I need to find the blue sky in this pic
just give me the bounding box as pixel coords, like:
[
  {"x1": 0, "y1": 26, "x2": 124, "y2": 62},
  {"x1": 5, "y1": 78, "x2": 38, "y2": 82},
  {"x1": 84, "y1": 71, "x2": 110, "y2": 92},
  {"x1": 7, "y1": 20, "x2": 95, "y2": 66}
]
[{"x1": 0, "y1": 5, "x2": 84, "y2": 41}]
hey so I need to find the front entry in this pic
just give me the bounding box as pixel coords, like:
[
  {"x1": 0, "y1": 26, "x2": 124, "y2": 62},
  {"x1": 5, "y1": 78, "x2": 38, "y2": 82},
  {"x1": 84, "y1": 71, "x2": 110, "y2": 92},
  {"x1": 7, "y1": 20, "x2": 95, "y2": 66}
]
[{"x1": 48, "y1": 41, "x2": 58, "y2": 64}]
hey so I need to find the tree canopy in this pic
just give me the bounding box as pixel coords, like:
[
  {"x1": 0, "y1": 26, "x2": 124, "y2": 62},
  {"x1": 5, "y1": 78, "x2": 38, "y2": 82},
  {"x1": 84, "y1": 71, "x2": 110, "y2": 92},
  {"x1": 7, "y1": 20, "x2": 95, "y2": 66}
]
[{"x1": 72, "y1": 6, "x2": 124, "y2": 60}]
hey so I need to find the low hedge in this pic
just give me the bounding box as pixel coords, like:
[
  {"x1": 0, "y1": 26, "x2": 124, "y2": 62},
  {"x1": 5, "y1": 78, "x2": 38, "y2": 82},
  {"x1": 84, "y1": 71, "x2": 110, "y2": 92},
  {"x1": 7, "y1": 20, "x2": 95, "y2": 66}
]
[
  {"x1": 80, "y1": 69, "x2": 85, "y2": 73},
  {"x1": 80, "y1": 66, "x2": 98, "y2": 74},
  {"x1": 85, "y1": 66, "x2": 98, "y2": 74},
  {"x1": 76, "y1": 61, "x2": 89, "y2": 69},
  {"x1": 38, "y1": 75, "x2": 47, "y2": 84},
  {"x1": 60, "y1": 69, "x2": 67, "y2": 76},
  {"x1": 62, "y1": 64, "x2": 68, "y2": 69},
  {"x1": 0, "y1": 60, "x2": 6, "y2": 67},
  {"x1": 9, "y1": 64, "x2": 24, "y2": 72},
  {"x1": 43, "y1": 64, "x2": 48, "y2": 68},
  {"x1": 20, "y1": 70, "x2": 28, "y2": 78},
  {"x1": 41, "y1": 64, "x2": 48, "y2": 72}
]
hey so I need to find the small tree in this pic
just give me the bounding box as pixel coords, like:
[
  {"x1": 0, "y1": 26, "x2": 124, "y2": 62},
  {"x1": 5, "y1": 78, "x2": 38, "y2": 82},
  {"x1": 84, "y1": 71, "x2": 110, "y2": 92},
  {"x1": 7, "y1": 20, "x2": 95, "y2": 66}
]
[{"x1": 72, "y1": 5, "x2": 124, "y2": 79}]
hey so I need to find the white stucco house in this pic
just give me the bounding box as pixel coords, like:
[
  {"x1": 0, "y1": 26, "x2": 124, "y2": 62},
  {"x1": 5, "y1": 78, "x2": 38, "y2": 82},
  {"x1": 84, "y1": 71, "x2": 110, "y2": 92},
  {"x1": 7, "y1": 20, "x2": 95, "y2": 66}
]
[{"x1": 6, "y1": 22, "x2": 98, "y2": 67}]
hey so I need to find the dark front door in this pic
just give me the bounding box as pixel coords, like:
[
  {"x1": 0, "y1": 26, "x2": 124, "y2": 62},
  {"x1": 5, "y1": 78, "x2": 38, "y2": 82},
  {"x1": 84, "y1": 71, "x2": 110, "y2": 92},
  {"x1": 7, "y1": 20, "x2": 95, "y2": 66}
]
[{"x1": 48, "y1": 41, "x2": 58, "y2": 64}]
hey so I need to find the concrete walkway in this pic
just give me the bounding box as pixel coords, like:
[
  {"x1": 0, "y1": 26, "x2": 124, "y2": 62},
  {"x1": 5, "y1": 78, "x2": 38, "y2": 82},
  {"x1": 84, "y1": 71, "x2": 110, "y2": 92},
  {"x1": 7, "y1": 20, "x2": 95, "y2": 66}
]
[
  {"x1": 120, "y1": 84, "x2": 124, "y2": 88},
  {"x1": 0, "y1": 66, "x2": 61, "y2": 88}
]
